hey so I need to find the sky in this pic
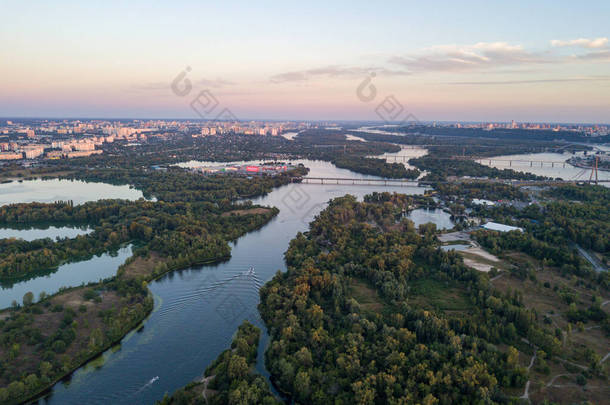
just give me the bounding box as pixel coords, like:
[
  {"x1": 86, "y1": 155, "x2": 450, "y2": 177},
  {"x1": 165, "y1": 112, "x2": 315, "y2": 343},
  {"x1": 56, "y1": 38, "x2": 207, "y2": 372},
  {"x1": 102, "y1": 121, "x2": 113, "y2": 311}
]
[{"x1": 1, "y1": 0, "x2": 609, "y2": 123}]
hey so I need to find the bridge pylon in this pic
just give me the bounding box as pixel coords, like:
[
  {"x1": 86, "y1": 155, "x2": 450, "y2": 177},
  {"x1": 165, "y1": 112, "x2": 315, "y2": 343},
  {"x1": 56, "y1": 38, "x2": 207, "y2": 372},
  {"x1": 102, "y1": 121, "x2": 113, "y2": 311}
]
[{"x1": 588, "y1": 156, "x2": 599, "y2": 185}]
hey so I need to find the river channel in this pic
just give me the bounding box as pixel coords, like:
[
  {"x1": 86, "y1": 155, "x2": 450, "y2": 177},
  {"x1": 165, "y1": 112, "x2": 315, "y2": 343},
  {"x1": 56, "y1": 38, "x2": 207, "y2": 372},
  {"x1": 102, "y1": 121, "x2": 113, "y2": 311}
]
[{"x1": 21, "y1": 161, "x2": 453, "y2": 404}]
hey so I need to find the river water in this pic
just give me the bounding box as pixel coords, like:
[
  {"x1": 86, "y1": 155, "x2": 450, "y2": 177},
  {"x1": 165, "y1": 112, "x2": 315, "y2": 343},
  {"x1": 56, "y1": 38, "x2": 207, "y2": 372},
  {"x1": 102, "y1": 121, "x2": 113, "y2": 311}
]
[
  {"x1": 478, "y1": 150, "x2": 610, "y2": 183},
  {"x1": 0, "y1": 245, "x2": 133, "y2": 309},
  {"x1": 30, "y1": 161, "x2": 450, "y2": 404},
  {"x1": 0, "y1": 178, "x2": 145, "y2": 206},
  {"x1": 0, "y1": 225, "x2": 92, "y2": 241}
]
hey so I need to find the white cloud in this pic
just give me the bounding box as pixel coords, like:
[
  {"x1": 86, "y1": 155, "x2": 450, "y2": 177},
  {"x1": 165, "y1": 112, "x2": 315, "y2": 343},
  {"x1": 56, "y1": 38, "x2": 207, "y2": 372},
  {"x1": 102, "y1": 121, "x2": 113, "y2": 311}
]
[
  {"x1": 270, "y1": 39, "x2": 610, "y2": 83},
  {"x1": 270, "y1": 65, "x2": 409, "y2": 83},
  {"x1": 551, "y1": 37, "x2": 608, "y2": 49},
  {"x1": 390, "y1": 42, "x2": 551, "y2": 73}
]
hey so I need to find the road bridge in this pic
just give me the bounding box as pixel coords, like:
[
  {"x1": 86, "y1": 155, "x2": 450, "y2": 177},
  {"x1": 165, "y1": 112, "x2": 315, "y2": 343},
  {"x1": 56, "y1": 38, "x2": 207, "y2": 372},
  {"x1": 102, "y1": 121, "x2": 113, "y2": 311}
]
[{"x1": 294, "y1": 177, "x2": 609, "y2": 186}]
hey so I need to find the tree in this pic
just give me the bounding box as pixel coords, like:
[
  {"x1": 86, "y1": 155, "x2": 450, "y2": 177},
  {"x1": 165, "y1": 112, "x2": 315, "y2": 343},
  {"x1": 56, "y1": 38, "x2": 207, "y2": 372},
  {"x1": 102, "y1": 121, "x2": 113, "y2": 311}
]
[
  {"x1": 227, "y1": 355, "x2": 249, "y2": 380},
  {"x1": 23, "y1": 291, "x2": 34, "y2": 306}
]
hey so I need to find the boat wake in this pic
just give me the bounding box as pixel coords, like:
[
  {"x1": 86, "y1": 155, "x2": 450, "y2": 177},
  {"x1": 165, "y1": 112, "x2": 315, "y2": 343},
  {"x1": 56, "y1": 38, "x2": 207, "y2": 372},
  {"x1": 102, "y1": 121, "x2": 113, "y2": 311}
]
[{"x1": 133, "y1": 376, "x2": 159, "y2": 395}]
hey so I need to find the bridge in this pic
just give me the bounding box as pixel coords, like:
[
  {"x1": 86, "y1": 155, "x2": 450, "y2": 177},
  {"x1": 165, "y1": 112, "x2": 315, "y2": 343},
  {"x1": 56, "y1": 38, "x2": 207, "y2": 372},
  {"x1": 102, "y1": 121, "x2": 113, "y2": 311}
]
[
  {"x1": 298, "y1": 177, "x2": 424, "y2": 186},
  {"x1": 294, "y1": 177, "x2": 610, "y2": 186},
  {"x1": 385, "y1": 154, "x2": 573, "y2": 167},
  {"x1": 473, "y1": 158, "x2": 570, "y2": 168}
]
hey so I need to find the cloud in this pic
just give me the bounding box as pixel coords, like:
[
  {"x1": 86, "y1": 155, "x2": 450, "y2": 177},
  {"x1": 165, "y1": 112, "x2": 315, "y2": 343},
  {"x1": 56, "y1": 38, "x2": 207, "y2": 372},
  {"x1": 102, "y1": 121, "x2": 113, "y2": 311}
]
[
  {"x1": 446, "y1": 76, "x2": 610, "y2": 85},
  {"x1": 269, "y1": 71, "x2": 308, "y2": 83},
  {"x1": 551, "y1": 37, "x2": 608, "y2": 49},
  {"x1": 389, "y1": 42, "x2": 551, "y2": 73},
  {"x1": 571, "y1": 50, "x2": 610, "y2": 61},
  {"x1": 270, "y1": 65, "x2": 409, "y2": 83},
  {"x1": 130, "y1": 82, "x2": 170, "y2": 91},
  {"x1": 195, "y1": 78, "x2": 235, "y2": 88},
  {"x1": 132, "y1": 77, "x2": 234, "y2": 92}
]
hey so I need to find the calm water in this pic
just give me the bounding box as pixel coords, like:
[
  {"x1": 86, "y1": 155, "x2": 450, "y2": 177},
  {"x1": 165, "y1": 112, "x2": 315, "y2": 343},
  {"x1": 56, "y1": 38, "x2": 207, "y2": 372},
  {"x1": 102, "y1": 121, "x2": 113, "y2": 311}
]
[
  {"x1": 407, "y1": 208, "x2": 454, "y2": 230},
  {"x1": 479, "y1": 150, "x2": 610, "y2": 182},
  {"x1": 0, "y1": 245, "x2": 133, "y2": 309},
  {"x1": 178, "y1": 158, "x2": 403, "y2": 180},
  {"x1": 0, "y1": 225, "x2": 92, "y2": 241},
  {"x1": 0, "y1": 179, "x2": 145, "y2": 206},
  {"x1": 369, "y1": 146, "x2": 429, "y2": 179},
  {"x1": 36, "y1": 161, "x2": 442, "y2": 405},
  {"x1": 441, "y1": 244, "x2": 471, "y2": 252}
]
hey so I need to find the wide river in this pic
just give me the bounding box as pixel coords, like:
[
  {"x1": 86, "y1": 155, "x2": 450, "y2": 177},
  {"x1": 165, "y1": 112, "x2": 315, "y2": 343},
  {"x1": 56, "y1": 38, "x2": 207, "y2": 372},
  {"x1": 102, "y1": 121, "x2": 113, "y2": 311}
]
[
  {"x1": 9, "y1": 143, "x2": 606, "y2": 403},
  {"x1": 478, "y1": 148, "x2": 610, "y2": 183},
  {"x1": 21, "y1": 160, "x2": 446, "y2": 404}
]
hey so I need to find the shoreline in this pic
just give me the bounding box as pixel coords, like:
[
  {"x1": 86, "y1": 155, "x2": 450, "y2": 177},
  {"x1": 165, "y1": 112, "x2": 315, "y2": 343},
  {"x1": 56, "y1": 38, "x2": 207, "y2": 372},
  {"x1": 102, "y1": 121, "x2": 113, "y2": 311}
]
[{"x1": 2, "y1": 209, "x2": 280, "y2": 404}]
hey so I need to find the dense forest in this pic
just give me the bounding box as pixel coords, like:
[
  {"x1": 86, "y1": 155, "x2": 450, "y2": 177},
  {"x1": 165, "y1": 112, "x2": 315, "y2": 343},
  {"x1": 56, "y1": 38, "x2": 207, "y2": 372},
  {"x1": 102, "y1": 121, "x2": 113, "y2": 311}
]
[
  {"x1": 0, "y1": 163, "x2": 307, "y2": 403},
  {"x1": 434, "y1": 181, "x2": 529, "y2": 203},
  {"x1": 411, "y1": 156, "x2": 546, "y2": 182},
  {"x1": 259, "y1": 195, "x2": 569, "y2": 404},
  {"x1": 0, "y1": 275, "x2": 152, "y2": 404},
  {"x1": 333, "y1": 157, "x2": 419, "y2": 179},
  {"x1": 2, "y1": 128, "x2": 608, "y2": 404},
  {"x1": 157, "y1": 321, "x2": 280, "y2": 405},
  {"x1": 0, "y1": 166, "x2": 307, "y2": 280},
  {"x1": 378, "y1": 125, "x2": 610, "y2": 144}
]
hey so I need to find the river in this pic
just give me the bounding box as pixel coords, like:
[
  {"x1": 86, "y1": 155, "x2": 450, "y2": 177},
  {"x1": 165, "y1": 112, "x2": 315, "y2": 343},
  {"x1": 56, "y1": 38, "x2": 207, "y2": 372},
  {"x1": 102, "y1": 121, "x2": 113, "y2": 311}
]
[
  {"x1": 477, "y1": 150, "x2": 610, "y2": 183},
  {"x1": 0, "y1": 245, "x2": 133, "y2": 309},
  {"x1": 0, "y1": 178, "x2": 145, "y2": 206},
  {"x1": 31, "y1": 161, "x2": 451, "y2": 404},
  {"x1": 0, "y1": 225, "x2": 92, "y2": 241}
]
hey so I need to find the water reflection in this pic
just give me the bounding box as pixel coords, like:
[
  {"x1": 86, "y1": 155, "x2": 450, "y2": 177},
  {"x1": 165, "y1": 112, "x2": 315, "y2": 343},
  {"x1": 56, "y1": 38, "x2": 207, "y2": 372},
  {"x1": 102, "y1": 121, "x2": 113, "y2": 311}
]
[
  {"x1": 0, "y1": 245, "x2": 133, "y2": 309},
  {"x1": 406, "y1": 208, "x2": 454, "y2": 230},
  {"x1": 0, "y1": 179, "x2": 145, "y2": 206},
  {"x1": 0, "y1": 225, "x2": 92, "y2": 241}
]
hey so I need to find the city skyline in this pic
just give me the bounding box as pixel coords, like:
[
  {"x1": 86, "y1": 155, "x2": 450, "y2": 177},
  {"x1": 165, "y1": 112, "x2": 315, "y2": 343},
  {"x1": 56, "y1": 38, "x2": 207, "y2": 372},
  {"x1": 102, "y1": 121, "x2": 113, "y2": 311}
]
[{"x1": 1, "y1": 0, "x2": 610, "y2": 123}]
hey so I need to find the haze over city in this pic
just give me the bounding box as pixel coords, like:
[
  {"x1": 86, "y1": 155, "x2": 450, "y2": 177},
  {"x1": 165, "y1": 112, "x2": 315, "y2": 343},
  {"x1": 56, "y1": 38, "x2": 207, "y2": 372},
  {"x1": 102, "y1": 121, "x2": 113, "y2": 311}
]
[{"x1": 1, "y1": 0, "x2": 610, "y2": 122}]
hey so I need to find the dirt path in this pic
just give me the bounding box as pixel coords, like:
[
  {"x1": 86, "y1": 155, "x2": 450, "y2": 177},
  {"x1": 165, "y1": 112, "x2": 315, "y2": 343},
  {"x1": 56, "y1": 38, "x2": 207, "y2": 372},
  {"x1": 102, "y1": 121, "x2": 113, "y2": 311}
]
[
  {"x1": 527, "y1": 351, "x2": 537, "y2": 371},
  {"x1": 490, "y1": 273, "x2": 503, "y2": 282},
  {"x1": 199, "y1": 375, "x2": 215, "y2": 404},
  {"x1": 520, "y1": 380, "x2": 531, "y2": 401},
  {"x1": 546, "y1": 374, "x2": 573, "y2": 387},
  {"x1": 519, "y1": 342, "x2": 538, "y2": 402},
  {"x1": 556, "y1": 357, "x2": 587, "y2": 371}
]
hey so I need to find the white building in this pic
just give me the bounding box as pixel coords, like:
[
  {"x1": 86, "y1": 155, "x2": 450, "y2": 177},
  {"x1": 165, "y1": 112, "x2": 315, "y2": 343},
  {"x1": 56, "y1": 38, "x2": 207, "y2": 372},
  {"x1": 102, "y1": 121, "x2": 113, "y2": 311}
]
[{"x1": 482, "y1": 222, "x2": 523, "y2": 233}]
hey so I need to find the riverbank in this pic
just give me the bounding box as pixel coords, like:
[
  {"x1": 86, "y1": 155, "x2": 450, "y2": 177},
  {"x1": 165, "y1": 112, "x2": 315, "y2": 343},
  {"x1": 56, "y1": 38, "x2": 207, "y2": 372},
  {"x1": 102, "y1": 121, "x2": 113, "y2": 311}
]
[
  {"x1": 566, "y1": 157, "x2": 610, "y2": 172},
  {"x1": 0, "y1": 206, "x2": 281, "y2": 404},
  {"x1": 29, "y1": 165, "x2": 430, "y2": 404},
  {"x1": 0, "y1": 278, "x2": 153, "y2": 405}
]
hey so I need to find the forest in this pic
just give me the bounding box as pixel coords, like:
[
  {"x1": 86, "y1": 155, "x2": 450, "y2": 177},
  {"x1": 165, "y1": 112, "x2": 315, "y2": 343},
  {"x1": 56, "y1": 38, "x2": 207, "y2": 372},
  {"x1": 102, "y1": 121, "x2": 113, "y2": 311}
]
[
  {"x1": 333, "y1": 156, "x2": 419, "y2": 179},
  {"x1": 258, "y1": 195, "x2": 571, "y2": 404},
  {"x1": 433, "y1": 181, "x2": 529, "y2": 203},
  {"x1": 0, "y1": 163, "x2": 307, "y2": 403},
  {"x1": 157, "y1": 321, "x2": 280, "y2": 405},
  {"x1": 0, "y1": 274, "x2": 153, "y2": 404},
  {"x1": 377, "y1": 125, "x2": 609, "y2": 144},
  {"x1": 0, "y1": 165, "x2": 307, "y2": 280},
  {"x1": 472, "y1": 184, "x2": 610, "y2": 265}
]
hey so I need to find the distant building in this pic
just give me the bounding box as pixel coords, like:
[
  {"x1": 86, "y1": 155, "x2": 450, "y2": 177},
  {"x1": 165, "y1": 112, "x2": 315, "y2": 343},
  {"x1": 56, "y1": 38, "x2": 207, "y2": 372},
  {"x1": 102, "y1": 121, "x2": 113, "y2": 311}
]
[
  {"x1": 482, "y1": 222, "x2": 523, "y2": 232},
  {"x1": 0, "y1": 152, "x2": 22, "y2": 160},
  {"x1": 23, "y1": 146, "x2": 45, "y2": 159},
  {"x1": 472, "y1": 198, "x2": 495, "y2": 206}
]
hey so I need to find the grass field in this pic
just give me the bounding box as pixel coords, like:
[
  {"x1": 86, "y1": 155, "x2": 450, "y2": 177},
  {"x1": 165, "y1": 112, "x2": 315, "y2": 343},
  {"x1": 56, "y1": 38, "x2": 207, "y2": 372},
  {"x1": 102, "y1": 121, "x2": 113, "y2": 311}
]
[
  {"x1": 347, "y1": 278, "x2": 384, "y2": 313},
  {"x1": 408, "y1": 278, "x2": 472, "y2": 313}
]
